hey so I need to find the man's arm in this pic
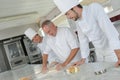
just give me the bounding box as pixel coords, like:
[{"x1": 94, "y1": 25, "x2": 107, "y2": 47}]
[
  {"x1": 56, "y1": 48, "x2": 79, "y2": 70},
  {"x1": 63, "y1": 48, "x2": 79, "y2": 66},
  {"x1": 76, "y1": 26, "x2": 90, "y2": 60},
  {"x1": 41, "y1": 54, "x2": 48, "y2": 73},
  {"x1": 114, "y1": 49, "x2": 120, "y2": 67}
]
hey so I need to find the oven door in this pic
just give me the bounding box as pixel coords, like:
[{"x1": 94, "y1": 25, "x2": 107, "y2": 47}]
[{"x1": 4, "y1": 39, "x2": 26, "y2": 69}]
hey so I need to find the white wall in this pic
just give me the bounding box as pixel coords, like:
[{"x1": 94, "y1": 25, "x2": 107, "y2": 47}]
[
  {"x1": 108, "y1": 0, "x2": 120, "y2": 17},
  {"x1": 53, "y1": 15, "x2": 70, "y2": 27},
  {"x1": 114, "y1": 20, "x2": 120, "y2": 34},
  {"x1": 0, "y1": 23, "x2": 39, "y2": 40},
  {"x1": 111, "y1": 0, "x2": 120, "y2": 10}
]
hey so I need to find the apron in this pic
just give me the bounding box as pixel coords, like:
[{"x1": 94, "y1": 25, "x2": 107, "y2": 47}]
[{"x1": 93, "y1": 36, "x2": 118, "y2": 62}]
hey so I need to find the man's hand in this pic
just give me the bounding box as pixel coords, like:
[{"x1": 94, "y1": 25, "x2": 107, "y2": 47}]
[
  {"x1": 49, "y1": 61, "x2": 59, "y2": 68},
  {"x1": 114, "y1": 49, "x2": 120, "y2": 67},
  {"x1": 41, "y1": 54, "x2": 48, "y2": 73},
  {"x1": 41, "y1": 66, "x2": 48, "y2": 74},
  {"x1": 115, "y1": 59, "x2": 120, "y2": 67},
  {"x1": 55, "y1": 63, "x2": 66, "y2": 71},
  {"x1": 72, "y1": 58, "x2": 86, "y2": 66}
]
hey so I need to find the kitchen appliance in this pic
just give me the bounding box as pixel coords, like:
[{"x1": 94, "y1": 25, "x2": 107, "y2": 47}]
[
  {"x1": 3, "y1": 38, "x2": 27, "y2": 69},
  {"x1": 88, "y1": 42, "x2": 96, "y2": 62},
  {"x1": 23, "y1": 37, "x2": 42, "y2": 64},
  {"x1": 0, "y1": 42, "x2": 10, "y2": 72}
]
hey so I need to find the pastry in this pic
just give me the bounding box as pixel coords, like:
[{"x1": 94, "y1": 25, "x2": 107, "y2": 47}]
[
  {"x1": 66, "y1": 66, "x2": 79, "y2": 74},
  {"x1": 19, "y1": 77, "x2": 30, "y2": 80}
]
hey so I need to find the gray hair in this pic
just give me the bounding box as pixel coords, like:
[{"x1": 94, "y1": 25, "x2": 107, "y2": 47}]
[{"x1": 41, "y1": 20, "x2": 53, "y2": 28}]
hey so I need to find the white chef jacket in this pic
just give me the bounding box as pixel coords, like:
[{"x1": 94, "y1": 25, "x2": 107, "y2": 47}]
[
  {"x1": 75, "y1": 3, "x2": 120, "y2": 62},
  {"x1": 37, "y1": 37, "x2": 58, "y2": 64},
  {"x1": 43, "y1": 27, "x2": 81, "y2": 63}
]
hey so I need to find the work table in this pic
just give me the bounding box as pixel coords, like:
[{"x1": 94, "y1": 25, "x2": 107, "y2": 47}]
[{"x1": 0, "y1": 62, "x2": 120, "y2": 80}]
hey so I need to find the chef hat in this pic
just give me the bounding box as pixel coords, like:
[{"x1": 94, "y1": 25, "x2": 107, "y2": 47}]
[
  {"x1": 24, "y1": 28, "x2": 37, "y2": 40},
  {"x1": 53, "y1": 0, "x2": 79, "y2": 14}
]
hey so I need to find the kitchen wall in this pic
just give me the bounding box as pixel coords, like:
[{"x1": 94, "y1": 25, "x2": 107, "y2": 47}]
[
  {"x1": 0, "y1": 0, "x2": 120, "y2": 41},
  {"x1": 53, "y1": 15, "x2": 70, "y2": 27},
  {"x1": 0, "y1": 23, "x2": 39, "y2": 40},
  {"x1": 113, "y1": 20, "x2": 120, "y2": 34},
  {"x1": 108, "y1": 0, "x2": 120, "y2": 17},
  {"x1": 111, "y1": 0, "x2": 120, "y2": 10}
]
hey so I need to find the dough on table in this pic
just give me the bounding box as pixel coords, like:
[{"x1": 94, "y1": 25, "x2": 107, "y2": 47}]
[
  {"x1": 66, "y1": 66, "x2": 79, "y2": 74},
  {"x1": 19, "y1": 77, "x2": 30, "y2": 80}
]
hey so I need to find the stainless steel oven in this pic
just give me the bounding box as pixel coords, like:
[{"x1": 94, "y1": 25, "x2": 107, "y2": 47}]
[
  {"x1": 3, "y1": 38, "x2": 27, "y2": 69},
  {"x1": 23, "y1": 37, "x2": 42, "y2": 64}
]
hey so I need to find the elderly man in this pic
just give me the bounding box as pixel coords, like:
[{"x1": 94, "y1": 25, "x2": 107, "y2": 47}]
[
  {"x1": 41, "y1": 20, "x2": 82, "y2": 73},
  {"x1": 24, "y1": 28, "x2": 59, "y2": 65},
  {"x1": 54, "y1": 0, "x2": 120, "y2": 67}
]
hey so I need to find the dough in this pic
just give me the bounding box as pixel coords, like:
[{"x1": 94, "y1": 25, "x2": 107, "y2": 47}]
[
  {"x1": 19, "y1": 77, "x2": 30, "y2": 80},
  {"x1": 66, "y1": 66, "x2": 79, "y2": 74}
]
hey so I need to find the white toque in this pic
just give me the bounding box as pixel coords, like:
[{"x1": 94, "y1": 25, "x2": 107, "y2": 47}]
[
  {"x1": 53, "y1": 0, "x2": 79, "y2": 14},
  {"x1": 24, "y1": 28, "x2": 37, "y2": 40}
]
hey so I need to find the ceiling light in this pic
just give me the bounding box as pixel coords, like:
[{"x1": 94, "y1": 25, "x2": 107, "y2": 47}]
[
  {"x1": 104, "y1": 5, "x2": 113, "y2": 13},
  {"x1": 78, "y1": 0, "x2": 83, "y2": 3}
]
